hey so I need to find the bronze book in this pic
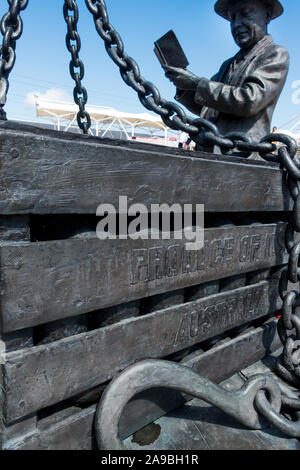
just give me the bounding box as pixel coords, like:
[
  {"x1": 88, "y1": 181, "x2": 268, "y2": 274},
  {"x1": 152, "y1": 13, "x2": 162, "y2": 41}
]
[{"x1": 154, "y1": 30, "x2": 189, "y2": 69}]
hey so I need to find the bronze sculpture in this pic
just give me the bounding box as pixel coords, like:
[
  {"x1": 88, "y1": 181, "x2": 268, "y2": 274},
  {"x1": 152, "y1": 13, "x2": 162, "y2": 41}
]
[
  {"x1": 0, "y1": 0, "x2": 300, "y2": 451},
  {"x1": 164, "y1": 0, "x2": 289, "y2": 145}
]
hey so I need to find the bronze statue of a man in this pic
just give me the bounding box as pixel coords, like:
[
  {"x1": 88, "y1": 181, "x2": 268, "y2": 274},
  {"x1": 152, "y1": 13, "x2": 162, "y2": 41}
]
[{"x1": 165, "y1": 0, "x2": 289, "y2": 144}]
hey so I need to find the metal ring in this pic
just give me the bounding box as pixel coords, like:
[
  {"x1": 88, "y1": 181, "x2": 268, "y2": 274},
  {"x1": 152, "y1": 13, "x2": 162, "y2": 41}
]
[
  {"x1": 282, "y1": 337, "x2": 299, "y2": 373},
  {"x1": 73, "y1": 87, "x2": 87, "y2": 106},
  {"x1": 279, "y1": 146, "x2": 300, "y2": 180},
  {"x1": 0, "y1": 45, "x2": 15, "y2": 74},
  {"x1": 224, "y1": 131, "x2": 253, "y2": 157},
  {"x1": 288, "y1": 177, "x2": 300, "y2": 201},
  {"x1": 85, "y1": 0, "x2": 99, "y2": 16},
  {"x1": 63, "y1": 2, "x2": 79, "y2": 23},
  {"x1": 282, "y1": 290, "x2": 298, "y2": 330},
  {"x1": 255, "y1": 390, "x2": 300, "y2": 437},
  {"x1": 66, "y1": 31, "x2": 81, "y2": 54},
  {"x1": 1, "y1": 13, "x2": 23, "y2": 41},
  {"x1": 69, "y1": 59, "x2": 84, "y2": 81},
  {"x1": 192, "y1": 118, "x2": 219, "y2": 136},
  {"x1": 138, "y1": 95, "x2": 169, "y2": 117},
  {"x1": 106, "y1": 45, "x2": 128, "y2": 69},
  {"x1": 120, "y1": 69, "x2": 145, "y2": 94},
  {"x1": 203, "y1": 132, "x2": 235, "y2": 150}
]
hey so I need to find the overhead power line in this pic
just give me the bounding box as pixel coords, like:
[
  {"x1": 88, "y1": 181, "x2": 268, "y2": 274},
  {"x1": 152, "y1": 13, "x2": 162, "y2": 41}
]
[{"x1": 11, "y1": 73, "x2": 136, "y2": 104}]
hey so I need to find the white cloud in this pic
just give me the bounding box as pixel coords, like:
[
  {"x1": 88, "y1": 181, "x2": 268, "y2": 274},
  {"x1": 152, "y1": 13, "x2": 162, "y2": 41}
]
[{"x1": 25, "y1": 88, "x2": 72, "y2": 108}]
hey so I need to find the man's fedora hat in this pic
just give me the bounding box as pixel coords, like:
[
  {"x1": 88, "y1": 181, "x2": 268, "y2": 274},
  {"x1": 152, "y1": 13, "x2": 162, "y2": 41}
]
[{"x1": 214, "y1": 0, "x2": 284, "y2": 21}]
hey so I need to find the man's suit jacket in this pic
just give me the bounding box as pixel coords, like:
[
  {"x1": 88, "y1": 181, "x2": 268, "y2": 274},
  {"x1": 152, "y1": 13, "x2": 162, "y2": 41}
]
[{"x1": 176, "y1": 35, "x2": 289, "y2": 142}]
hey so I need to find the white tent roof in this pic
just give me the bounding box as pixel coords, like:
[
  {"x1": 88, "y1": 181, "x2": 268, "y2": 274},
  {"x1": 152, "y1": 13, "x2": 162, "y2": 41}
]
[
  {"x1": 278, "y1": 115, "x2": 300, "y2": 141},
  {"x1": 35, "y1": 98, "x2": 169, "y2": 131}
]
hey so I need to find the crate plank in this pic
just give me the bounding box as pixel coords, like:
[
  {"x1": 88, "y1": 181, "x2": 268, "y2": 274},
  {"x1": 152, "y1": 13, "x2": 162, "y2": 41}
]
[
  {"x1": 0, "y1": 122, "x2": 292, "y2": 215},
  {"x1": 0, "y1": 223, "x2": 287, "y2": 332},
  {"x1": 4, "y1": 281, "x2": 279, "y2": 422},
  {"x1": 2, "y1": 329, "x2": 33, "y2": 352},
  {"x1": 0, "y1": 215, "x2": 36, "y2": 448},
  {"x1": 5, "y1": 321, "x2": 281, "y2": 450},
  {"x1": 0, "y1": 216, "x2": 30, "y2": 242}
]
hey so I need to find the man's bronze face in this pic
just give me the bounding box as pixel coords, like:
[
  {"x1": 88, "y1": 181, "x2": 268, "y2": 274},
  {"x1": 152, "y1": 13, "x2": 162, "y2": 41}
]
[{"x1": 228, "y1": 0, "x2": 271, "y2": 49}]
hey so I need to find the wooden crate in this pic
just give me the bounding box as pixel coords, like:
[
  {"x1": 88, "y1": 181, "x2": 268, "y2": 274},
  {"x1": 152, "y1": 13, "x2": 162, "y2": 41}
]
[{"x1": 0, "y1": 121, "x2": 292, "y2": 450}]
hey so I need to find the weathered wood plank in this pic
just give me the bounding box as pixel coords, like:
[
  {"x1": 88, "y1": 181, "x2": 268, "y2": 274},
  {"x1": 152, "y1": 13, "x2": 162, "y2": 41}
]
[
  {"x1": 5, "y1": 321, "x2": 281, "y2": 450},
  {"x1": 2, "y1": 329, "x2": 33, "y2": 352},
  {"x1": 4, "y1": 282, "x2": 279, "y2": 422},
  {"x1": 92, "y1": 300, "x2": 141, "y2": 329},
  {"x1": 0, "y1": 216, "x2": 30, "y2": 242},
  {"x1": 35, "y1": 316, "x2": 88, "y2": 345},
  {"x1": 2, "y1": 415, "x2": 37, "y2": 448},
  {"x1": 0, "y1": 215, "x2": 36, "y2": 449},
  {"x1": 1, "y1": 223, "x2": 287, "y2": 332},
  {"x1": 0, "y1": 122, "x2": 292, "y2": 215},
  {"x1": 185, "y1": 280, "x2": 220, "y2": 302}
]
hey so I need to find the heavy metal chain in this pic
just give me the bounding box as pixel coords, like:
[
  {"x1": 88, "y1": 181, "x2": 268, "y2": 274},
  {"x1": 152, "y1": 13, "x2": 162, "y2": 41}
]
[
  {"x1": 63, "y1": 0, "x2": 91, "y2": 134},
  {"x1": 251, "y1": 145, "x2": 300, "y2": 435},
  {"x1": 0, "y1": 0, "x2": 29, "y2": 120},
  {"x1": 85, "y1": 0, "x2": 292, "y2": 158}
]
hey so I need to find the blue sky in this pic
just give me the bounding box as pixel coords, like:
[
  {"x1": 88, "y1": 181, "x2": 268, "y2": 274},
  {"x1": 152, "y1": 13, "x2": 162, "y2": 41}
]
[{"x1": 2, "y1": 0, "x2": 300, "y2": 129}]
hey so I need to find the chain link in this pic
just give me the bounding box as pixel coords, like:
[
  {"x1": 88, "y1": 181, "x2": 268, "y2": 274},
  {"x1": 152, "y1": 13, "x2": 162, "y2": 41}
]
[
  {"x1": 63, "y1": 0, "x2": 91, "y2": 134},
  {"x1": 0, "y1": 0, "x2": 28, "y2": 120}
]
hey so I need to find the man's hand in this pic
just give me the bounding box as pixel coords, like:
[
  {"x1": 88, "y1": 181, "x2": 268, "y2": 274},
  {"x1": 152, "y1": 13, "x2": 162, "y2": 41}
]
[{"x1": 164, "y1": 66, "x2": 200, "y2": 91}]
